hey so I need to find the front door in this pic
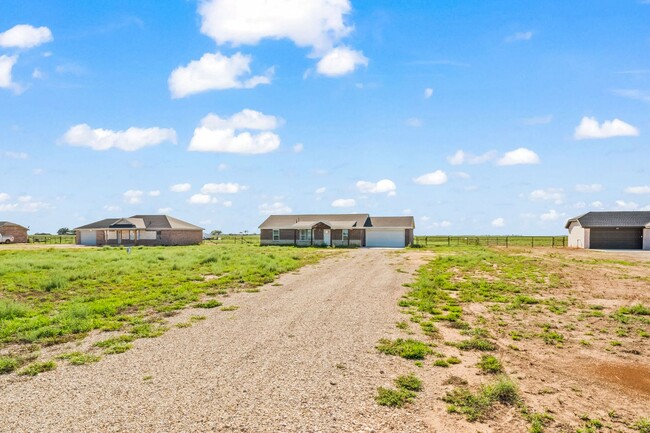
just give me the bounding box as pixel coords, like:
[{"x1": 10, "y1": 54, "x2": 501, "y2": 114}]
[{"x1": 323, "y1": 229, "x2": 331, "y2": 246}]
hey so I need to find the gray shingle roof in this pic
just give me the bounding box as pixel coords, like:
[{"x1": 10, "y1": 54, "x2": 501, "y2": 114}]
[
  {"x1": 565, "y1": 211, "x2": 650, "y2": 229},
  {"x1": 258, "y1": 214, "x2": 415, "y2": 229},
  {"x1": 76, "y1": 215, "x2": 203, "y2": 231},
  {"x1": 259, "y1": 214, "x2": 369, "y2": 229},
  {"x1": 366, "y1": 216, "x2": 415, "y2": 229}
]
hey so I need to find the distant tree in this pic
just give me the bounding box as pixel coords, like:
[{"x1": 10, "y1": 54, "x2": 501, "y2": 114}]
[
  {"x1": 57, "y1": 227, "x2": 70, "y2": 235},
  {"x1": 210, "y1": 230, "x2": 222, "y2": 238}
]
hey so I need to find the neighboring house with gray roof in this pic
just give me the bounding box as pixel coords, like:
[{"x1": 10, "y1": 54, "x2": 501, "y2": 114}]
[
  {"x1": 75, "y1": 215, "x2": 204, "y2": 246},
  {"x1": 0, "y1": 221, "x2": 29, "y2": 243},
  {"x1": 565, "y1": 211, "x2": 650, "y2": 250},
  {"x1": 258, "y1": 213, "x2": 415, "y2": 247}
]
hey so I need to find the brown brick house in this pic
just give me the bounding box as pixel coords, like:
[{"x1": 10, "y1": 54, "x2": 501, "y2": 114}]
[
  {"x1": 259, "y1": 214, "x2": 415, "y2": 248},
  {"x1": 75, "y1": 215, "x2": 204, "y2": 246},
  {"x1": 0, "y1": 221, "x2": 29, "y2": 243}
]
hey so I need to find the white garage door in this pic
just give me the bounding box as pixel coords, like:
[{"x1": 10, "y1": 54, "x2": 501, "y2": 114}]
[
  {"x1": 366, "y1": 229, "x2": 405, "y2": 248},
  {"x1": 79, "y1": 231, "x2": 96, "y2": 246}
]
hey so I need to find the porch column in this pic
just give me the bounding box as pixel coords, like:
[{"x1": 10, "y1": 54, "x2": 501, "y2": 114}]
[
  {"x1": 310, "y1": 229, "x2": 313, "y2": 246},
  {"x1": 294, "y1": 230, "x2": 296, "y2": 246}
]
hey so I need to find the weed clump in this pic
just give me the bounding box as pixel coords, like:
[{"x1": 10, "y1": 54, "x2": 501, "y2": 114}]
[
  {"x1": 443, "y1": 375, "x2": 520, "y2": 421},
  {"x1": 18, "y1": 360, "x2": 56, "y2": 376},
  {"x1": 375, "y1": 387, "x2": 415, "y2": 407},
  {"x1": 195, "y1": 300, "x2": 222, "y2": 309},
  {"x1": 395, "y1": 373, "x2": 423, "y2": 391},
  {"x1": 476, "y1": 355, "x2": 503, "y2": 374},
  {"x1": 376, "y1": 338, "x2": 432, "y2": 359},
  {"x1": 455, "y1": 338, "x2": 496, "y2": 351},
  {"x1": 56, "y1": 352, "x2": 101, "y2": 365},
  {"x1": 0, "y1": 356, "x2": 19, "y2": 374}
]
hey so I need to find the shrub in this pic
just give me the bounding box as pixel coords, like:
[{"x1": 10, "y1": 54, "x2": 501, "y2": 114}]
[
  {"x1": 56, "y1": 352, "x2": 101, "y2": 365},
  {"x1": 443, "y1": 375, "x2": 520, "y2": 421}
]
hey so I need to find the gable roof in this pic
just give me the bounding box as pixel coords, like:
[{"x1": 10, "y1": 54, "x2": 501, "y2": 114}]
[
  {"x1": 258, "y1": 214, "x2": 415, "y2": 230},
  {"x1": 565, "y1": 211, "x2": 650, "y2": 229},
  {"x1": 366, "y1": 216, "x2": 415, "y2": 229},
  {"x1": 76, "y1": 215, "x2": 203, "y2": 231},
  {"x1": 259, "y1": 214, "x2": 370, "y2": 229},
  {"x1": 0, "y1": 221, "x2": 28, "y2": 230}
]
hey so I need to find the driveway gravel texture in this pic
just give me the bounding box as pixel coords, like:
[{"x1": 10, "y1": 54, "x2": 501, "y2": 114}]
[{"x1": 1, "y1": 249, "x2": 432, "y2": 433}]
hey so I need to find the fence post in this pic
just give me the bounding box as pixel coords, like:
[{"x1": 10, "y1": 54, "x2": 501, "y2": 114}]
[
  {"x1": 506, "y1": 237, "x2": 508, "y2": 248},
  {"x1": 552, "y1": 237, "x2": 555, "y2": 248},
  {"x1": 448, "y1": 236, "x2": 450, "y2": 247},
  {"x1": 531, "y1": 237, "x2": 534, "y2": 247}
]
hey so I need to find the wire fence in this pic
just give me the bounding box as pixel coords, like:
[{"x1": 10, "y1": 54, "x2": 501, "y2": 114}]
[
  {"x1": 29, "y1": 235, "x2": 76, "y2": 244},
  {"x1": 414, "y1": 235, "x2": 567, "y2": 248},
  {"x1": 203, "y1": 235, "x2": 261, "y2": 245}
]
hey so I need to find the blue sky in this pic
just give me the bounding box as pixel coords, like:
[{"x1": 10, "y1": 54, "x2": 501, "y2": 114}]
[{"x1": 1, "y1": 1, "x2": 649, "y2": 235}]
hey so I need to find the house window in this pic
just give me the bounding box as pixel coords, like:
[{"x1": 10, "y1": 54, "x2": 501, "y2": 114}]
[
  {"x1": 272, "y1": 229, "x2": 279, "y2": 241},
  {"x1": 342, "y1": 229, "x2": 349, "y2": 240},
  {"x1": 299, "y1": 229, "x2": 312, "y2": 241}
]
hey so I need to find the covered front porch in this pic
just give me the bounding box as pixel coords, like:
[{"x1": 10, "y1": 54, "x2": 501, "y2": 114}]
[{"x1": 270, "y1": 221, "x2": 364, "y2": 247}]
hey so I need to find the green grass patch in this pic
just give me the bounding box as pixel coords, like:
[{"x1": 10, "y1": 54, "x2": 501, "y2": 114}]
[
  {"x1": 443, "y1": 375, "x2": 520, "y2": 421},
  {"x1": 18, "y1": 360, "x2": 56, "y2": 376},
  {"x1": 376, "y1": 338, "x2": 432, "y2": 359},
  {"x1": 455, "y1": 338, "x2": 497, "y2": 351},
  {"x1": 0, "y1": 245, "x2": 323, "y2": 353},
  {"x1": 56, "y1": 351, "x2": 101, "y2": 365},
  {"x1": 476, "y1": 355, "x2": 503, "y2": 374},
  {"x1": 375, "y1": 387, "x2": 416, "y2": 407},
  {"x1": 394, "y1": 373, "x2": 422, "y2": 391},
  {"x1": 220, "y1": 305, "x2": 239, "y2": 311},
  {"x1": 195, "y1": 300, "x2": 222, "y2": 309},
  {"x1": 634, "y1": 418, "x2": 650, "y2": 433},
  {"x1": 0, "y1": 356, "x2": 20, "y2": 374}
]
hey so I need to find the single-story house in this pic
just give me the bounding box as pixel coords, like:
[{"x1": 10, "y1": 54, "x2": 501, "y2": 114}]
[
  {"x1": 75, "y1": 215, "x2": 204, "y2": 246},
  {"x1": 0, "y1": 221, "x2": 29, "y2": 243},
  {"x1": 259, "y1": 213, "x2": 415, "y2": 248},
  {"x1": 565, "y1": 211, "x2": 650, "y2": 250}
]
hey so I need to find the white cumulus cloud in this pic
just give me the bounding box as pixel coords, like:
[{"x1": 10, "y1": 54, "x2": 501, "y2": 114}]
[
  {"x1": 200, "y1": 182, "x2": 248, "y2": 194},
  {"x1": 447, "y1": 150, "x2": 496, "y2": 165},
  {"x1": 529, "y1": 188, "x2": 564, "y2": 204},
  {"x1": 0, "y1": 24, "x2": 53, "y2": 49},
  {"x1": 424, "y1": 87, "x2": 433, "y2": 99},
  {"x1": 574, "y1": 116, "x2": 639, "y2": 140},
  {"x1": 189, "y1": 193, "x2": 217, "y2": 204},
  {"x1": 198, "y1": 0, "x2": 353, "y2": 54},
  {"x1": 505, "y1": 31, "x2": 533, "y2": 42},
  {"x1": 188, "y1": 109, "x2": 281, "y2": 154},
  {"x1": 148, "y1": 190, "x2": 161, "y2": 197},
  {"x1": 259, "y1": 201, "x2": 292, "y2": 214},
  {"x1": 168, "y1": 52, "x2": 272, "y2": 98},
  {"x1": 170, "y1": 183, "x2": 191, "y2": 192},
  {"x1": 293, "y1": 143, "x2": 304, "y2": 153},
  {"x1": 316, "y1": 46, "x2": 368, "y2": 76},
  {"x1": 575, "y1": 183, "x2": 602, "y2": 193},
  {"x1": 491, "y1": 217, "x2": 505, "y2": 228},
  {"x1": 497, "y1": 148, "x2": 540, "y2": 166},
  {"x1": 123, "y1": 190, "x2": 144, "y2": 205},
  {"x1": 331, "y1": 198, "x2": 355, "y2": 208},
  {"x1": 356, "y1": 179, "x2": 396, "y2": 196},
  {"x1": 413, "y1": 170, "x2": 448, "y2": 185},
  {"x1": 624, "y1": 185, "x2": 650, "y2": 194},
  {"x1": 315, "y1": 187, "x2": 326, "y2": 194},
  {"x1": 62, "y1": 124, "x2": 177, "y2": 152},
  {"x1": 0, "y1": 55, "x2": 20, "y2": 92},
  {"x1": 615, "y1": 200, "x2": 638, "y2": 210},
  {"x1": 540, "y1": 209, "x2": 561, "y2": 221},
  {"x1": 0, "y1": 192, "x2": 10, "y2": 202}
]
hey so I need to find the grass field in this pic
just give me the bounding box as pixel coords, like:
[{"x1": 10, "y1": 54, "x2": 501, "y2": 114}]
[{"x1": 0, "y1": 244, "x2": 326, "y2": 373}]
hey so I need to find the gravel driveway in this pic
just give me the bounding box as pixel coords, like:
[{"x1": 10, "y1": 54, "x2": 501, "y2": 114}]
[{"x1": 1, "y1": 248, "x2": 431, "y2": 433}]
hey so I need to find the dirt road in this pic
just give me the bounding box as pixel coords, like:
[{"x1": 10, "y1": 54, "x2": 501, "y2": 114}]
[{"x1": 1, "y1": 249, "x2": 430, "y2": 433}]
